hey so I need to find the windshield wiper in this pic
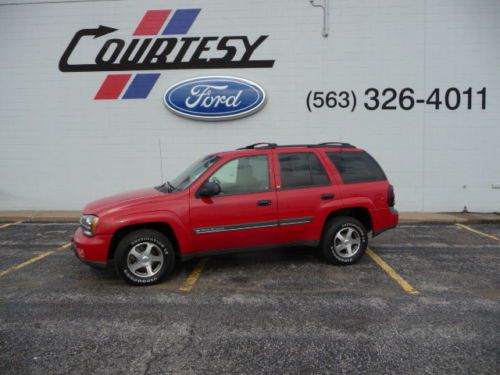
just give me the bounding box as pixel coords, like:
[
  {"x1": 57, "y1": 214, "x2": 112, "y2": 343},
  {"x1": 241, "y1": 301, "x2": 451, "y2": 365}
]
[
  {"x1": 155, "y1": 181, "x2": 177, "y2": 193},
  {"x1": 166, "y1": 181, "x2": 178, "y2": 192}
]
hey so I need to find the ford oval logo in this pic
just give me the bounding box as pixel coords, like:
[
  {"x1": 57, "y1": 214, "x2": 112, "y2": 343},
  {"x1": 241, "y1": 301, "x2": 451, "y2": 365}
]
[{"x1": 164, "y1": 76, "x2": 266, "y2": 121}]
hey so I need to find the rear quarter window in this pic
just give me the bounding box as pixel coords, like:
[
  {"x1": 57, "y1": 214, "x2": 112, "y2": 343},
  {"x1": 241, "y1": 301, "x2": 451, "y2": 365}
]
[{"x1": 327, "y1": 151, "x2": 386, "y2": 184}]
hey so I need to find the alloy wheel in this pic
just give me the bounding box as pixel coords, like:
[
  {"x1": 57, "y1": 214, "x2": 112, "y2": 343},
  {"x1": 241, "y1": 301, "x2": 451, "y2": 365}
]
[
  {"x1": 331, "y1": 227, "x2": 361, "y2": 258},
  {"x1": 126, "y1": 241, "x2": 164, "y2": 278}
]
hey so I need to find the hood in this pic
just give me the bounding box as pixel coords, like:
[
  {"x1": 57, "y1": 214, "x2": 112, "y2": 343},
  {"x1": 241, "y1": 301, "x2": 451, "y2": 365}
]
[{"x1": 83, "y1": 187, "x2": 164, "y2": 216}]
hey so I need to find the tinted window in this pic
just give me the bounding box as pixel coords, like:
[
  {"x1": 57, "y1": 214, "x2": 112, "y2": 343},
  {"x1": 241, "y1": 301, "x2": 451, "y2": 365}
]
[
  {"x1": 209, "y1": 155, "x2": 270, "y2": 195},
  {"x1": 327, "y1": 151, "x2": 386, "y2": 184},
  {"x1": 278, "y1": 153, "x2": 330, "y2": 188}
]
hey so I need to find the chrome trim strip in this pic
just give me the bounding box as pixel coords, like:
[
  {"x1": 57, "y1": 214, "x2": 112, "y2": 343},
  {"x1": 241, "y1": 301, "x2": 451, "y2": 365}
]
[
  {"x1": 279, "y1": 217, "x2": 313, "y2": 226},
  {"x1": 193, "y1": 217, "x2": 313, "y2": 235},
  {"x1": 194, "y1": 221, "x2": 279, "y2": 235},
  {"x1": 279, "y1": 220, "x2": 312, "y2": 226}
]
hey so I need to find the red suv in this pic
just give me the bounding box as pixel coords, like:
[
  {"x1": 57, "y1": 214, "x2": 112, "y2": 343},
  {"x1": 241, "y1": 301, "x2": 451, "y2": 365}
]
[{"x1": 73, "y1": 142, "x2": 398, "y2": 285}]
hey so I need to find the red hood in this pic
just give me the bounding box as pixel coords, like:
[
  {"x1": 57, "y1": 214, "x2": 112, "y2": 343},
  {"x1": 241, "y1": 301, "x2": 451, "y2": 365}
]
[{"x1": 83, "y1": 188, "x2": 163, "y2": 215}]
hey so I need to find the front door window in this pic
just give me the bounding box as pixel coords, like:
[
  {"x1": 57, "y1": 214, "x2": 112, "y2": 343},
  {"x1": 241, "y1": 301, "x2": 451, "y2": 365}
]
[{"x1": 209, "y1": 155, "x2": 270, "y2": 195}]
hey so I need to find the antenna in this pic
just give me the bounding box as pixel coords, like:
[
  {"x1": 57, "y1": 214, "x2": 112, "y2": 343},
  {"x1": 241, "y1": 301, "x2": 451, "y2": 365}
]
[{"x1": 158, "y1": 138, "x2": 164, "y2": 183}]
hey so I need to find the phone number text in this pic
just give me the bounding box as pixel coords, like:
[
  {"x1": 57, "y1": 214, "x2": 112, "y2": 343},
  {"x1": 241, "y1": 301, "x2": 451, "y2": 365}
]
[{"x1": 306, "y1": 87, "x2": 486, "y2": 112}]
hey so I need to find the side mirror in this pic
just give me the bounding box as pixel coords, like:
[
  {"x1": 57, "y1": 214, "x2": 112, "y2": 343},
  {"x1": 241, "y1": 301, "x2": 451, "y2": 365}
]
[{"x1": 197, "y1": 181, "x2": 221, "y2": 198}]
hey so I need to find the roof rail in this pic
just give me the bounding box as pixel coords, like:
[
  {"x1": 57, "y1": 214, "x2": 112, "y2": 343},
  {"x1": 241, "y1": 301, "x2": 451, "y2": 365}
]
[
  {"x1": 237, "y1": 142, "x2": 355, "y2": 150},
  {"x1": 313, "y1": 142, "x2": 355, "y2": 148},
  {"x1": 238, "y1": 142, "x2": 278, "y2": 150}
]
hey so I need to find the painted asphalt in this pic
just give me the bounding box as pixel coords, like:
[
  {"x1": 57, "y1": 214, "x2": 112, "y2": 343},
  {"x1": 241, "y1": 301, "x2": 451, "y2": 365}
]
[{"x1": 0, "y1": 222, "x2": 499, "y2": 374}]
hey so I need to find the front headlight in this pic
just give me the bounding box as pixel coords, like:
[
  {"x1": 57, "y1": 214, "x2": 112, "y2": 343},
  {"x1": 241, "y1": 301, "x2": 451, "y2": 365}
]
[{"x1": 80, "y1": 215, "x2": 99, "y2": 237}]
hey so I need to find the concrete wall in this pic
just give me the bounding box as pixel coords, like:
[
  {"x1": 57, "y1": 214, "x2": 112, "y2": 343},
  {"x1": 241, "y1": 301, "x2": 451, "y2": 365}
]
[{"x1": 0, "y1": 0, "x2": 499, "y2": 211}]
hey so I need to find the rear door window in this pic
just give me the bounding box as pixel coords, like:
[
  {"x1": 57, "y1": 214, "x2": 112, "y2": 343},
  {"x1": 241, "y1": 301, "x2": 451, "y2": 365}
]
[
  {"x1": 278, "y1": 152, "x2": 330, "y2": 189},
  {"x1": 327, "y1": 151, "x2": 386, "y2": 184}
]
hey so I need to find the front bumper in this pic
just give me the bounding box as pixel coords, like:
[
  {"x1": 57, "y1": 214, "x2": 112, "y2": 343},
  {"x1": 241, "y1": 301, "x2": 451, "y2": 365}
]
[
  {"x1": 72, "y1": 244, "x2": 109, "y2": 269},
  {"x1": 72, "y1": 227, "x2": 112, "y2": 268}
]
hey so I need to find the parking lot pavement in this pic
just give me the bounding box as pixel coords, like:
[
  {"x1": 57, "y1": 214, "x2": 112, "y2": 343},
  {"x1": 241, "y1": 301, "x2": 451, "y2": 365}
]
[{"x1": 0, "y1": 223, "x2": 499, "y2": 374}]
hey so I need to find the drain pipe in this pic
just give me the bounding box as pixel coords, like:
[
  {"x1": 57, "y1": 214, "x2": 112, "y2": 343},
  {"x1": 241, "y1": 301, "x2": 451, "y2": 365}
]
[{"x1": 310, "y1": 0, "x2": 329, "y2": 37}]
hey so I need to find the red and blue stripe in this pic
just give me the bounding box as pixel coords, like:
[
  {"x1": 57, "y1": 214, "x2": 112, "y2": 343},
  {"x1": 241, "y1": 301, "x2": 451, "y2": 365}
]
[
  {"x1": 133, "y1": 10, "x2": 171, "y2": 36},
  {"x1": 134, "y1": 8, "x2": 200, "y2": 36},
  {"x1": 94, "y1": 73, "x2": 160, "y2": 100},
  {"x1": 95, "y1": 8, "x2": 200, "y2": 100},
  {"x1": 162, "y1": 9, "x2": 201, "y2": 35}
]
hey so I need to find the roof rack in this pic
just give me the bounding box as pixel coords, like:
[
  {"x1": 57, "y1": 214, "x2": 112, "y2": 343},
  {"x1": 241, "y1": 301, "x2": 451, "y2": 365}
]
[
  {"x1": 237, "y1": 142, "x2": 278, "y2": 150},
  {"x1": 238, "y1": 142, "x2": 355, "y2": 150},
  {"x1": 311, "y1": 142, "x2": 355, "y2": 148}
]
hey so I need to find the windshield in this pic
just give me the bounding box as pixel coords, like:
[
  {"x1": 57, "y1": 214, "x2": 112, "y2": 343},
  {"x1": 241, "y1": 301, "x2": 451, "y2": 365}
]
[{"x1": 167, "y1": 154, "x2": 220, "y2": 192}]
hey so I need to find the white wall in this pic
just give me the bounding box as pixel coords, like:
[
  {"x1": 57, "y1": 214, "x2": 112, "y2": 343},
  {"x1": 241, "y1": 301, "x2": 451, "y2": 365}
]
[{"x1": 0, "y1": 0, "x2": 499, "y2": 211}]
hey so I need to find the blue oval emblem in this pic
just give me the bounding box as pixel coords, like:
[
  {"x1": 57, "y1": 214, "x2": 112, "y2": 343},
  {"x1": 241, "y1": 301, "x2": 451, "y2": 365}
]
[{"x1": 164, "y1": 76, "x2": 266, "y2": 121}]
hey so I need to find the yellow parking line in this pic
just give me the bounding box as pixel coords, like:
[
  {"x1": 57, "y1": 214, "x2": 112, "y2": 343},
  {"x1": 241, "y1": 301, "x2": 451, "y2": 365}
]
[
  {"x1": 0, "y1": 242, "x2": 71, "y2": 278},
  {"x1": 455, "y1": 223, "x2": 499, "y2": 241},
  {"x1": 366, "y1": 248, "x2": 419, "y2": 295},
  {"x1": 179, "y1": 258, "x2": 208, "y2": 292},
  {"x1": 0, "y1": 221, "x2": 23, "y2": 229}
]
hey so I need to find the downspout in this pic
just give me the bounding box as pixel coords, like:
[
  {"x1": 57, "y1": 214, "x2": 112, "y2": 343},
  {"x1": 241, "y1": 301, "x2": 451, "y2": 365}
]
[{"x1": 310, "y1": 0, "x2": 330, "y2": 37}]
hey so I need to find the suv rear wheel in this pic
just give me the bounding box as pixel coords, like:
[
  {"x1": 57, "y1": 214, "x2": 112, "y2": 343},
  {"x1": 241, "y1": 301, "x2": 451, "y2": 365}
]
[
  {"x1": 114, "y1": 229, "x2": 175, "y2": 285},
  {"x1": 321, "y1": 217, "x2": 368, "y2": 265}
]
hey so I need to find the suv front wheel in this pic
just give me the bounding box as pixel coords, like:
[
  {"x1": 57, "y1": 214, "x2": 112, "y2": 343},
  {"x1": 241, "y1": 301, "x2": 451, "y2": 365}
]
[
  {"x1": 321, "y1": 217, "x2": 368, "y2": 265},
  {"x1": 114, "y1": 229, "x2": 175, "y2": 285}
]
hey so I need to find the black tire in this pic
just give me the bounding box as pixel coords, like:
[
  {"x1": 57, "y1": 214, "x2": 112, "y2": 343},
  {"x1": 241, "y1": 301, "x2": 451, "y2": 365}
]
[
  {"x1": 320, "y1": 216, "x2": 368, "y2": 265},
  {"x1": 114, "y1": 229, "x2": 175, "y2": 286}
]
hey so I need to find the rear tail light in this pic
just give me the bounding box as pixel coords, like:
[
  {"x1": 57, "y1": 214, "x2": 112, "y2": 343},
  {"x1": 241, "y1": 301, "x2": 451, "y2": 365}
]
[{"x1": 388, "y1": 184, "x2": 395, "y2": 207}]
